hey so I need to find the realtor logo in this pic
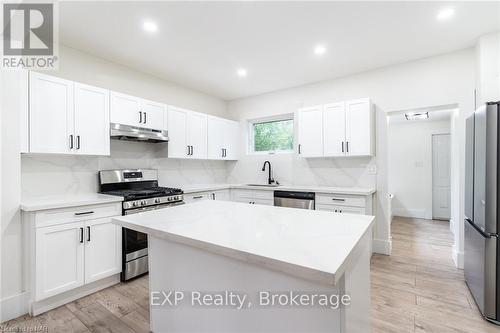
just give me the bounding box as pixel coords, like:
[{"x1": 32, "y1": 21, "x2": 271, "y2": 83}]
[{"x1": 2, "y1": 2, "x2": 58, "y2": 69}]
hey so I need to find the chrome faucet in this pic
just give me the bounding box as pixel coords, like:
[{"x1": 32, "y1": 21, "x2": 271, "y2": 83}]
[{"x1": 262, "y1": 161, "x2": 275, "y2": 185}]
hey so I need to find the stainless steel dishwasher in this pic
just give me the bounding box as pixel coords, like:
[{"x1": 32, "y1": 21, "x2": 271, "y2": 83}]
[{"x1": 274, "y1": 190, "x2": 315, "y2": 210}]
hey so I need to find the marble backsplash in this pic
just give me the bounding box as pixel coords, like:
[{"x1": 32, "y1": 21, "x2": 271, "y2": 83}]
[{"x1": 21, "y1": 140, "x2": 227, "y2": 197}]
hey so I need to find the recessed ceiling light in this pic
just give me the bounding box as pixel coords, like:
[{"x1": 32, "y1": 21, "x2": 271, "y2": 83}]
[
  {"x1": 237, "y1": 68, "x2": 247, "y2": 78},
  {"x1": 437, "y1": 8, "x2": 455, "y2": 21},
  {"x1": 314, "y1": 45, "x2": 326, "y2": 56},
  {"x1": 143, "y1": 21, "x2": 158, "y2": 33},
  {"x1": 405, "y1": 112, "x2": 429, "y2": 120}
]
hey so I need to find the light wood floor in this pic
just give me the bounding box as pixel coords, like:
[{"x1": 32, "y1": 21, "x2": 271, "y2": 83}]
[{"x1": 4, "y1": 216, "x2": 500, "y2": 332}]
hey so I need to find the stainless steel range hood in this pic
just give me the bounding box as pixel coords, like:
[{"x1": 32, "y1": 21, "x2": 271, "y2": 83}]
[{"x1": 110, "y1": 123, "x2": 168, "y2": 143}]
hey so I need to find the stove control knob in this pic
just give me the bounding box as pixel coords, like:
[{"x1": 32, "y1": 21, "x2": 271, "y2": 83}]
[
  {"x1": 141, "y1": 200, "x2": 147, "y2": 206},
  {"x1": 167, "y1": 197, "x2": 173, "y2": 202},
  {"x1": 132, "y1": 202, "x2": 138, "y2": 207},
  {"x1": 155, "y1": 198, "x2": 161, "y2": 204}
]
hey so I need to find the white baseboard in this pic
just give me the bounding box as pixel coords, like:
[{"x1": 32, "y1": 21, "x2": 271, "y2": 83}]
[
  {"x1": 372, "y1": 238, "x2": 392, "y2": 255},
  {"x1": 452, "y1": 244, "x2": 464, "y2": 269},
  {"x1": 392, "y1": 208, "x2": 431, "y2": 220},
  {"x1": 0, "y1": 291, "x2": 30, "y2": 323}
]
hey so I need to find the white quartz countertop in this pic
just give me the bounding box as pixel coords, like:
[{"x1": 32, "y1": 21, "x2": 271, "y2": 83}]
[
  {"x1": 21, "y1": 193, "x2": 123, "y2": 212},
  {"x1": 181, "y1": 184, "x2": 376, "y2": 195},
  {"x1": 113, "y1": 200, "x2": 375, "y2": 285}
]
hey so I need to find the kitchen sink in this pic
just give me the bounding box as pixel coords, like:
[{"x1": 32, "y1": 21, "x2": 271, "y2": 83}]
[{"x1": 245, "y1": 184, "x2": 280, "y2": 187}]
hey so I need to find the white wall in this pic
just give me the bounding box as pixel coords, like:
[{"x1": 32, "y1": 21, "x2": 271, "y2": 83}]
[
  {"x1": 388, "y1": 119, "x2": 451, "y2": 219},
  {"x1": 227, "y1": 48, "x2": 475, "y2": 258},
  {"x1": 1, "y1": 45, "x2": 229, "y2": 321},
  {"x1": 475, "y1": 31, "x2": 500, "y2": 106}
]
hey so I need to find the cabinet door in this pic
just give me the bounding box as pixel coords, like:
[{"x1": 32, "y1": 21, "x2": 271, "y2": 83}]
[
  {"x1": 212, "y1": 190, "x2": 230, "y2": 201},
  {"x1": 140, "y1": 99, "x2": 165, "y2": 130},
  {"x1": 316, "y1": 204, "x2": 365, "y2": 215},
  {"x1": 297, "y1": 106, "x2": 324, "y2": 157},
  {"x1": 207, "y1": 117, "x2": 225, "y2": 160},
  {"x1": 29, "y1": 72, "x2": 74, "y2": 154},
  {"x1": 323, "y1": 102, "x2": 346, "y2": 157},
  {"x1": 84, "y1": 218, "x2": 121, "y2": 284},
  {"x1": 74, "y1": 83, "x2": 110, "y2": 156},
  {"x1": 110, "y1": 92, "x2": 141, "y2": 127},
  {"x1": 345, "y1": 98, "x2": 373, "y2": 156},
  {"x1": 187, "y1": 112, "x2": 208, "y2": 159},
  {"x1": 167, "y1": 107, "x2": 188, "y2": 158},
  {"x1": 35, "y1": 222, "x2": 85, "y2": 301},
  {"x1": 224, "y1": 120, "x2": 239, "y2": 160}
]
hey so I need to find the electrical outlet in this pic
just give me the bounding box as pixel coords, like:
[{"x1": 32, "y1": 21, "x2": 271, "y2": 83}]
[{"x1": 368, "y1": 164, "x2": 377, "y2": 175}]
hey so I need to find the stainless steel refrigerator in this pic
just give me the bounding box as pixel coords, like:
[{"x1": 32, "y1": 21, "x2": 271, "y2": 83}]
[{"x1": 465, "y1": 101, "x2": 500, "y2": 324}]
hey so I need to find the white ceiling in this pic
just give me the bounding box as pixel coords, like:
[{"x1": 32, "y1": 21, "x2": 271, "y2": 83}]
[{"x1": 59, "y1": 1, "x2": 500, "y2": 100}]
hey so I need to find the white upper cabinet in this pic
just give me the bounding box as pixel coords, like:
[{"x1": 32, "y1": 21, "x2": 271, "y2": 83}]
[
  {"x1": 187, "y1": 111, "x2": 208, "y2": 159},
  {"x1": 29, "y1": 72, "x2": 110, "y2": 156},
  {"x1": 30, "y1": 72, "x2": 74, "y2": 154},
  {"x1": 110, "y1": 92, "x2": 165, "y2": 130},
  {"x1": 207, "y1": 116, "x2": 225, "y2": 159},
  {"x1": 167, "y1": 106, "x2": 189, "y2": 158},
  {"x1": 297, "y1": 105, "x2": 324, "y2": 157},
  {"x1": 224, "y1": 120, "x2": 239, "y2": 160},
  {"x1": 167, "y1": 106, "x2": 208, "y2": 159},
  {"x1": 323, "y1": 102, "x2": 346, "y2": 157},
  {"x1": 297, "y1": 98, "x2": 374, "y2": 158},
  {"x1": 74, "y1": 83, "x2": 110, "y2": 155},
  {"x1": 345, "y1": 98, "x2": 374, "y2": 156},
  {"x1": 207, "y1": 117, "x2": 239, "y2": 160}
]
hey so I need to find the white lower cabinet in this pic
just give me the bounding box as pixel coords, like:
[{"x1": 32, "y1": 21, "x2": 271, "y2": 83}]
[
  {"x1": 231, "y1": 189, "x2": 274, "y2": 206},
  {"x1": 315, "y1": 193, "x2": 372, "y2": 215},
  {"x1": 35, "y1": 222, "x2": 85, "y2": 301},
  {"x1": 184, "y1": 192, "x2": 210, "y2": 203},
  {"x1": 84, "y1": 218, "x2": 122, "y2": 284},
  {"x1": 26, "y1": 203, "x2": 122, "y2": 303}
]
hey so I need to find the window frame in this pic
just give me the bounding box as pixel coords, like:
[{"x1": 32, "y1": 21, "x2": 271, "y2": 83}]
[{"x1": 247, "y1": 114, "x2": 295, "y2": 155}]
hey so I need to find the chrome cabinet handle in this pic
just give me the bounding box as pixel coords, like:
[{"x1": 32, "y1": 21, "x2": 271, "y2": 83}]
[
  {"x1": 144, "y1": 112, "x2": 147, "y2": 124},
  {"x1": 69, "y1": 135, "x2": 74, "y2": 149},
  {"x1": 331, "y1": 198, "x2": 346, "y2": 202},
  {"x1": 139, "y1": 111, "x2": 143, "y2": 124},
  {"x1": 298, "y1": 144, "x2": 301, "y2": 154},
  {"x1": 342, "y1": 142, "x2": 344, "y2": 153},
  {"x1": 87, "y1": 226, "x2": 91, "y2": 242},
  {"x1": 76, "y1": 135, "x2": 81, "y2": 150},
  {"x1": 74, "y1": 211, "x2": 94, "y2": 216},
  {"x1": 193, "y1": 195, "x2": 203, "y2": 199},
  {"x1": 191, "y1": 146, "x2": 194, "y2": 156},
  {"x1": 79, "y1": 227, "x2": 84, "y2": 243},
  {"x1": 346, "y1": 141, "x2": 349, "y2": 153}
]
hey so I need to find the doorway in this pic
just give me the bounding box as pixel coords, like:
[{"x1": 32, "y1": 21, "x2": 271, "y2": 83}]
[{"x1": 432, "y1": 134, "x2": 451, "y2": 220}]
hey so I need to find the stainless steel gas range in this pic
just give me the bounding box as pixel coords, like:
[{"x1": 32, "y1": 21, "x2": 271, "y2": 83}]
[{"x1": 98, "y1": 169, "x2": 184, "y2": 281}]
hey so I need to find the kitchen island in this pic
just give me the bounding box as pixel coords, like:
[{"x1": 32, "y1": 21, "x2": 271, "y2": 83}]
[{"x1": 113, "y1": 201, "x2": 374, "y2": 333}]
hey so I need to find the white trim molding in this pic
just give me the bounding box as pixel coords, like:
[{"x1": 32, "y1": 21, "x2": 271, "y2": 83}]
[
  {"x1": 372, "y1": 238, "x2": 392, "y2": 255},
  {"x1": 452, "y1": 243, "x2": 464, "y2": 269},
  {"x1": 0, "y1": 292, "x2": 30, "y2": 323},
  {"x1": 392, "y1": 208, "x2": 431, "y2": 220}
]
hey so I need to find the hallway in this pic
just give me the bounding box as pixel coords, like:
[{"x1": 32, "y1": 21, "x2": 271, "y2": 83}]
[{"x1": 371, "y1": 216, "x2": 500, "y2": 333}]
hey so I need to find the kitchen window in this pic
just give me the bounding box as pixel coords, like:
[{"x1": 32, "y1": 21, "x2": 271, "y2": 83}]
[{"x1": 249, "y1": 115, "x2": 294, "y2": 153}]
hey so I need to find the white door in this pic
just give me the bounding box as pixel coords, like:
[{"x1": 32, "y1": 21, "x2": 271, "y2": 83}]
[
  {"x1": 74, "y1": 83, "x2": 110, "y2": 155},
  {"x1": 187, "y1": 112, "x2": 208, "y2": 159},
  {"x1": 323, "y1": 102, "x2": 346, "y2": 156},
  {"x1": 140, "y1": 99, "x2": 165, "y2": 130},
  {"x1": 167, "y1": 107, "x2": 188, "y2": 158},
  {"x1": 345, "y1": 98, "x2": 372, "y2": 156},
  {"x1": 224, "y1": 120, "x2": 239, "y2": 160},
  {"x1": 35, "y1": 222, "x2": 85, "y2": 301},
  {"x1": 207, "y1": 117, "x2": 225, "y2": 160},
  {"x1": 84, "y1": 218, "x2": 122, "y2": 284},
  {"x1": 29, "y1": 72, "x2": 74, "y2": 154},
  {"x1": 432, "y1": 134, "x2": 451, "y2": 220},
  {"x1": 297, "y1": 106, "x2": 324, "y2": 157},
  {"x1": 110, "y1": 92, "x2": 141, "y2": 127}
]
